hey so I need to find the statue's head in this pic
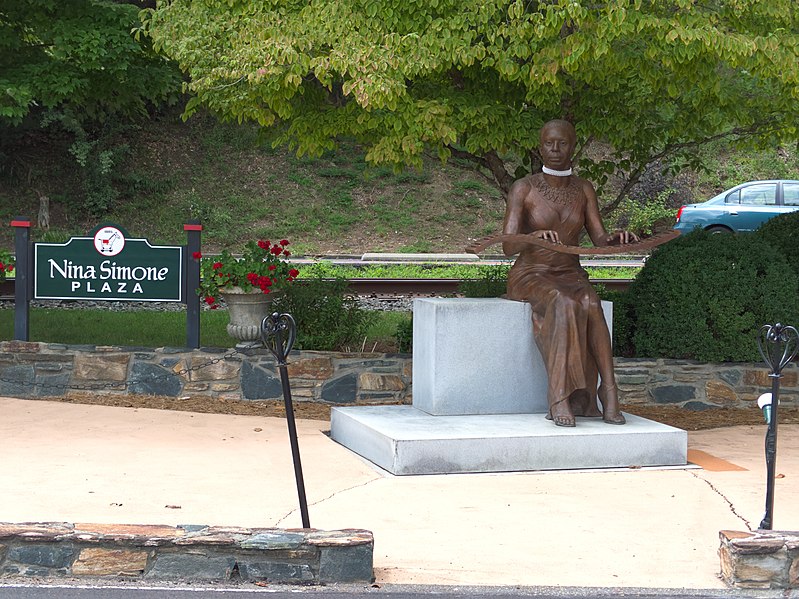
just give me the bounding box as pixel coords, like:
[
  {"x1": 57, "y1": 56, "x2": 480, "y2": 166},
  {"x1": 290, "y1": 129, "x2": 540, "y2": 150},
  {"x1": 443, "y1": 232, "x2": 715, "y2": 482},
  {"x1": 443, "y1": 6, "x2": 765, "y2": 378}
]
[{"x1": 539, "y1": 119, "x2": 576, "y2": 170}]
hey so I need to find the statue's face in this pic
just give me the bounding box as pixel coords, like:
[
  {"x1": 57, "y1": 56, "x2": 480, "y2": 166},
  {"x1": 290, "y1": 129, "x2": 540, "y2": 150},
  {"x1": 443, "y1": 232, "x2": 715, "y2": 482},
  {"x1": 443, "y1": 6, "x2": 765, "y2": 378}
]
[{"x1": 539, "y1": 123, "x2": 575, "y2": 171}]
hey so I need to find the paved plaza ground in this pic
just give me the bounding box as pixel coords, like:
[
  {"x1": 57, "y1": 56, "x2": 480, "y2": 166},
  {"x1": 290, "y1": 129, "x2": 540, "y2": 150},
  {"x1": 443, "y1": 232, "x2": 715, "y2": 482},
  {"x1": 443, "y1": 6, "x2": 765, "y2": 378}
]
[{"x1": 2, "y1": 396, "x2": 798, "y2": 589}]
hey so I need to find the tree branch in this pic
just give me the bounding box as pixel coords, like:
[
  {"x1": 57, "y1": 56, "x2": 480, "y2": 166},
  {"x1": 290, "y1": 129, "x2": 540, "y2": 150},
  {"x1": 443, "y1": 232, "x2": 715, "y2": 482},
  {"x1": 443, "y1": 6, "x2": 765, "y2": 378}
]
[
  {"x1": 603, "y1": 122, "x2": 776, "y2": 215},
  {"x1": 444, "y1": 146, "x2": 516, "y2": 196},
  {"x1": 439, "y1": 145, "x2": 496, "y2": 185},
  {"x1": 446, "y1": 145, "x2": 489, "y2": 169}
]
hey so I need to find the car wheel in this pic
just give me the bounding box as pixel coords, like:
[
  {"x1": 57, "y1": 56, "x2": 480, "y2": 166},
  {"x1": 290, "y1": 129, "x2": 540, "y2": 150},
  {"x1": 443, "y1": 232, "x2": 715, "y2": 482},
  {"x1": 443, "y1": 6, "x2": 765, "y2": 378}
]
[{"x1": 705, "y1": 226, "x2": 734, "y2": 234}]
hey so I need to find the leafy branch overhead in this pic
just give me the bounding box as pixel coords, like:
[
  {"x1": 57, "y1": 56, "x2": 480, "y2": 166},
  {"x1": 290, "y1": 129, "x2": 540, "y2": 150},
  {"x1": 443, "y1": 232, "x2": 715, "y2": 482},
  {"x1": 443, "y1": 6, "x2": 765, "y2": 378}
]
[
  {"x1": 1, "y1": 0, "x2": 182, "y2": 215},
  {"x1": 1, "y1": 0, "x2": 180, "y2": 124},
  {"x1": 143, "y1": 0, "x2": 799, "y2": 205}
]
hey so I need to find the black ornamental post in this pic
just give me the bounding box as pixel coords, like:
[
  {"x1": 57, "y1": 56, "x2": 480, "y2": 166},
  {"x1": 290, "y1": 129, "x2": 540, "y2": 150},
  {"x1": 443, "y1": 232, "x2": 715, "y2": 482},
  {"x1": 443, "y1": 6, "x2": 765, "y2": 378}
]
[
  {"x1": 260, "y1": 312, "x2": 310, "y2": 528},
  {"x1": 756, "y1": 323, "x2": 798, "y2": 530}
]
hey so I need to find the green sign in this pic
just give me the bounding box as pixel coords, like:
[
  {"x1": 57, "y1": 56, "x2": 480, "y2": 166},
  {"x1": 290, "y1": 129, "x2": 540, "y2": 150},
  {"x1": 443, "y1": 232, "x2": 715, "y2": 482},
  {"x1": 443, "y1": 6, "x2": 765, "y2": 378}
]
[{"x1": 34, "y1": 225, "x2": 183, "y2": 301}]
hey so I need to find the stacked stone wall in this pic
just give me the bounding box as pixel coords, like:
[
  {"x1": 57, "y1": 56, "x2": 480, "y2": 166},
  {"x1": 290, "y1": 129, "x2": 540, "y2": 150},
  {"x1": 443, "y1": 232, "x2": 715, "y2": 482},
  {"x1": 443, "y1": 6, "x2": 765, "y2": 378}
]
[
  {"x1": 720, "y1": 530, "x2": 799, "y2": 589},
  {"x1": 0, "y1": 523, "x2": 373, "y2": 584},
  {"x1": 0, "y1": 341, "x2": 795, "y2": 410},
  {"x1": 616, "y1": 359, "x2": 798, "y2": 410},
  {"x1": 0, "y1": 342, "x2": 411, "y2": 406}
]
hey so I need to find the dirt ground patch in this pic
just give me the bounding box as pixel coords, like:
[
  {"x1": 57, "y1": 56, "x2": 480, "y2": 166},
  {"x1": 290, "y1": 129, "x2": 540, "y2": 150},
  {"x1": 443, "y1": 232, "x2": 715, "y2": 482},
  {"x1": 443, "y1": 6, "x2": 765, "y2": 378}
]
[{"x1": 34, "y1": 392, "x2": 799, "y2": 431}]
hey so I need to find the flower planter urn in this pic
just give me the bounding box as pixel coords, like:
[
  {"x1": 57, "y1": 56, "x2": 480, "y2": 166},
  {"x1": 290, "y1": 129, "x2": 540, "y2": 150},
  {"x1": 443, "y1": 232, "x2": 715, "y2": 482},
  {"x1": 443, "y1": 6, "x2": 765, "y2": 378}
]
[{"x1": 219, "y1": 287, "x2": 281, "y2": 342}]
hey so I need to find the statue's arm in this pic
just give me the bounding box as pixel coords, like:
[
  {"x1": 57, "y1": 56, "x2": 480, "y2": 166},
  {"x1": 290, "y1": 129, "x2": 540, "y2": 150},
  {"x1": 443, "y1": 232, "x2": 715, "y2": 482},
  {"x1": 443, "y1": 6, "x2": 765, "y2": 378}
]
[
  {"x1": 501, "y1": 180, "x2": 530, "y2": 256},
  {"x1": 582, "y1": 182, "x2": 611, "y2": 246},
  {"x1": 582, "y1": 181, "x2": 638, "y2": 246}
]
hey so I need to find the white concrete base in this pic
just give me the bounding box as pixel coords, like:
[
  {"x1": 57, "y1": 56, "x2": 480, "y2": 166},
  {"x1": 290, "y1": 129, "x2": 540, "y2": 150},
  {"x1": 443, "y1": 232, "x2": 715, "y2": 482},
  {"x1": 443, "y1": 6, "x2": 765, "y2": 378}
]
[
  {"x1": 412, "y1": 298, "x2": 612, "y2": 416},
  {"x1": 330, "y1": 405, "x2": 688, "y2": 475}
]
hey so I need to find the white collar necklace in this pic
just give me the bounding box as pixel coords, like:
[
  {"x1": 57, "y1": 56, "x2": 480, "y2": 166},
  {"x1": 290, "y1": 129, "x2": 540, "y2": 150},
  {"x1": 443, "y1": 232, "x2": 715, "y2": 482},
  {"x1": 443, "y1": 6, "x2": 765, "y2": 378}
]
[{"x1": 542, "y1": 166, "x2": 573, "y2": 177}]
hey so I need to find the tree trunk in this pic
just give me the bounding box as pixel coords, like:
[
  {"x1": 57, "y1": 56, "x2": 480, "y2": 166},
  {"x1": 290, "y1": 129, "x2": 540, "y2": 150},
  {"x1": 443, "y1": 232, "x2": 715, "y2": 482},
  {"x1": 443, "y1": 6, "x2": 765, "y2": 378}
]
[{"x1": 483, "y1": 150, "x2": 515, "y2": 196}]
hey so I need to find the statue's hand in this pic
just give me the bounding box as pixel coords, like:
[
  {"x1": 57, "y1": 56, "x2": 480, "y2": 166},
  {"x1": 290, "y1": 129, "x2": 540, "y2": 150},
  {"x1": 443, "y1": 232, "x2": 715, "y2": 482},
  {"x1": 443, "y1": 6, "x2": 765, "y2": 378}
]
[
  {"x1": 531, "y1": 229, "x2": 561, "y2": 244},
  {"x1": 606, "y1": 230, "x2": 639, "y2": 245}
]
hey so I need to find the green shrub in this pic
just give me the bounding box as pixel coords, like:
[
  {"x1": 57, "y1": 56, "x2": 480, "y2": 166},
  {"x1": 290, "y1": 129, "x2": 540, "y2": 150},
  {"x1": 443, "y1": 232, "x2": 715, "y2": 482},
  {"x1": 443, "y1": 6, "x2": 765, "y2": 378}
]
[
  {"x1": 612, "y1": 189, "x2": 676, "y2": 236},
  {"x1": 273, "y1": 277, "x2": 375, "y2": 351},
  {"x1": 594, "y1": 287, "x2": 635, "y2": 358},
  {"x1": 756, "y1": 211, "x2": 799, "y2": 278},
  {"x1": 458, "y1": 265, "x2": 509, "y2": 297},
  {"x1": 395, "y1": 315, "x2": 413, "y2": 353},
  {"x1": 625, "y1": 229, "x2": 799, "y2": 362}
]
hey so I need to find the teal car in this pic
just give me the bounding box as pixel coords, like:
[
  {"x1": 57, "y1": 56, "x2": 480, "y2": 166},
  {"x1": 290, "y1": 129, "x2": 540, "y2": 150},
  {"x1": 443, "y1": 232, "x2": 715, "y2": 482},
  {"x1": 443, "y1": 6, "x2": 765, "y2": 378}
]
[{"x1": 674, "y1": 180, "x2": 799, "y2": 233}]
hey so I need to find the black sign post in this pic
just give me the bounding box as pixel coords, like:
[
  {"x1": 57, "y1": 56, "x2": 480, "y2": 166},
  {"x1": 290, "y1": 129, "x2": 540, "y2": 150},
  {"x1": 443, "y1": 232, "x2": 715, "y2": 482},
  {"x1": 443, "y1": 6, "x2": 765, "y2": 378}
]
[
  {"x1": 11, "y1": 217, "x2": 31, "y2": 341},
  {"x1": 184, "y1": 221, "x2": 202, "y2": 349}
]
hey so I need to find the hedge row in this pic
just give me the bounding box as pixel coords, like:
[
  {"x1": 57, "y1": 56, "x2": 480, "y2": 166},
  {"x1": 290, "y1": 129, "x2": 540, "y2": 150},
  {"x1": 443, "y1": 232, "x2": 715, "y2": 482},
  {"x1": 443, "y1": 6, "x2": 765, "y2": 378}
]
[{"x1": 611, "y1": 212, "x2": 799, "y2": 362}]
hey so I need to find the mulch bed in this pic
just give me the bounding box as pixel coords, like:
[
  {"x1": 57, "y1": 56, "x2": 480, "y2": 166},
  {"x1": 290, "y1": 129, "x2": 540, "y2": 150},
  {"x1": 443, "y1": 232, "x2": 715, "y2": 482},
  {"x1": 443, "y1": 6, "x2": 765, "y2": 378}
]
[{"x1": 32, "y1": 393, "x2": 799, "y2": 431}]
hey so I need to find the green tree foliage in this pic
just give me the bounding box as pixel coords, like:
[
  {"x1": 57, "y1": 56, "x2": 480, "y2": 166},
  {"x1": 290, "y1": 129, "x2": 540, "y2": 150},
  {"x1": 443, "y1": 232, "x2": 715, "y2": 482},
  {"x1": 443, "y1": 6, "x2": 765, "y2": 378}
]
[
  {"x1": 1, "y1": 0, "x2": 179, "y2": 124},
  {"x1": 1, "y1": 1, "x2": 181, "y2": 214},
  {"x1": 624, "y1": 230, "x2": 799, "y2": 362},
  {"x1": 144, "y1": 0, "x2": 799, "y2": 207}
]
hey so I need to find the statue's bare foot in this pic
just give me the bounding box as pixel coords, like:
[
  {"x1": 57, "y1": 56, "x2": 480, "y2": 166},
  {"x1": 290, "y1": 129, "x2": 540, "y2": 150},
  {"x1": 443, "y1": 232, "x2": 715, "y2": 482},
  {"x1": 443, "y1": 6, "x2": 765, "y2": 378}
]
[
  {"x1": 549, "y1": 403, "x2": 575, "y2": 427},
  {"x1": 598, "y1": 383, "x2": 626, "y2": 425},
  {"x1": 603, "y1": 411, "x2": 626, "y2": 425}
]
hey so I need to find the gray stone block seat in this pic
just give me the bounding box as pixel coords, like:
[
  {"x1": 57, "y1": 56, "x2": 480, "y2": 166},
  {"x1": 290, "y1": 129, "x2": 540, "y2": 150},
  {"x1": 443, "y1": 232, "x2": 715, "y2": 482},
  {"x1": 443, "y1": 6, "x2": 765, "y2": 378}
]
[
  {"x1": 330, "y1": 298, "x2": 687, "y2": 475},
  {"x1": 412, "y1": 298, "x2": 612, "y2": 415}
]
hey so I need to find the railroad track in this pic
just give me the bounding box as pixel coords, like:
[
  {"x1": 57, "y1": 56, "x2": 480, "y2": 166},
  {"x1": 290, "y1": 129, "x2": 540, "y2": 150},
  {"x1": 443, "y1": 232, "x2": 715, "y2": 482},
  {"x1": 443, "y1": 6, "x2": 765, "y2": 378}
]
[
  {"x1": 346, "y1": 277, "x2": 631, "y2": 295},
  {"x1": 0, "y1": 277, "x2": 632, "y2": 302}
]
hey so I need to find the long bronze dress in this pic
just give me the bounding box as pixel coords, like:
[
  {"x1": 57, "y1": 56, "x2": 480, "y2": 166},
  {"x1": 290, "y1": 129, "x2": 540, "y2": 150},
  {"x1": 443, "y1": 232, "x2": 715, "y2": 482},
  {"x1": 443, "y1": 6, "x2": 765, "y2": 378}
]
[{"x1": 505, "y1": 173, "x2": 605, "y2": 418}]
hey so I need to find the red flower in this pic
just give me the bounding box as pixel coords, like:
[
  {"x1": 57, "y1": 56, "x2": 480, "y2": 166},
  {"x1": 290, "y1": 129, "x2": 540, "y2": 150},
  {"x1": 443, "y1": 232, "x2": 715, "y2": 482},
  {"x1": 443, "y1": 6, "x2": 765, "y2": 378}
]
[
  {"x1": 0, "y1": 264, "x2": 4, "y2": 272},
  {"x1": 204, "y1": 296, "x2": 216, "y2": 305},
  {"x1": 195, "y1": 237, "x2": 295, "y2": 301},
  {"x1": 6, "y1": 265, "x2": 13, "y2": 273},
  {"x1": 289, "y1": 268, "x2": 299, "y2": 277},
  {"x1": 192, "y1": 251, "x2": 202, "y2": 260}
]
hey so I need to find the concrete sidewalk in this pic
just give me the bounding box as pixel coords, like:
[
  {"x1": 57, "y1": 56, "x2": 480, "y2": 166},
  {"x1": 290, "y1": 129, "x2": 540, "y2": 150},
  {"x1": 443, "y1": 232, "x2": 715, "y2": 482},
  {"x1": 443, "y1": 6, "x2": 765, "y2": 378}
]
[{"x1": 1, "y1": 396, "x2": 796, "y2": 589}]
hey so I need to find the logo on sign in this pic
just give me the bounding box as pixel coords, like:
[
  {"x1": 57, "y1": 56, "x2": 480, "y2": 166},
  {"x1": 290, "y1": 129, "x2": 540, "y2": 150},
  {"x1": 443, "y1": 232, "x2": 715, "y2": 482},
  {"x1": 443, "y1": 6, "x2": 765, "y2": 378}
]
[{"x1": 93, "y1": 226, "x2": 125, "y2": 256}]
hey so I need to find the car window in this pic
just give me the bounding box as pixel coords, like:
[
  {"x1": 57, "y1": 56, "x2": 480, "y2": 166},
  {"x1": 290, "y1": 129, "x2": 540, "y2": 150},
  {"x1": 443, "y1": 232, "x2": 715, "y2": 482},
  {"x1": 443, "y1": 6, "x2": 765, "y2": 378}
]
[
  {"x1": 783, "y1": 183, "x2": 799, "y2": 206},
  {"x1": 739, "y1": 184, "x2": 777, "y2": 206},
  {"x1": 724, "y1": 190, "x2": 740, "y2": 204}
]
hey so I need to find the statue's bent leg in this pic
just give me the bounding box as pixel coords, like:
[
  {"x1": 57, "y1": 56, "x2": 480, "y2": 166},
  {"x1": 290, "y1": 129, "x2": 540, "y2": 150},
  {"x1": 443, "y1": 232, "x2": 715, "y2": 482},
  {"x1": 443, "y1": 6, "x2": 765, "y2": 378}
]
[{"x1": 584, "y1": 296, "x2": 625, "y2": 425}]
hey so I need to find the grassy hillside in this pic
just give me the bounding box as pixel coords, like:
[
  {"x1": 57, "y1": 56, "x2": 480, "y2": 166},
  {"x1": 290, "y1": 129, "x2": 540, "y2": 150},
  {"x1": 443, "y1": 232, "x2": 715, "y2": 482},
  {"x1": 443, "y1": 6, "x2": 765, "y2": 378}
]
[
  {"x1": 1, "y1": 112, "x2": 506, "y2": 255},
  {"x1": 3, "y1": 109, "x2": 799, "y2": 254}
]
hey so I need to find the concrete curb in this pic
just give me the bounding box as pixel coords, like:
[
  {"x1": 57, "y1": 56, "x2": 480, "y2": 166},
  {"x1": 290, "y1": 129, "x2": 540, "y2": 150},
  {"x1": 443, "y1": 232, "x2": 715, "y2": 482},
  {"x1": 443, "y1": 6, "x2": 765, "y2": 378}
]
[{"x1": 0, "y1": 522, "x2": 373, "y2": 585}]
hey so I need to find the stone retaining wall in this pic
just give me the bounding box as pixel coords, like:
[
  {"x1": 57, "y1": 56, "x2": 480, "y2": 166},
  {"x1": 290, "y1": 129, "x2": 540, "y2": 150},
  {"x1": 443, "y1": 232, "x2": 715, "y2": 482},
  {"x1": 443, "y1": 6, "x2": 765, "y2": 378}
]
[
  {"x1": 719, "y1": 530, "x2": 799, "y2": 589},
  {"x1": 0, "y1": 522, "x2": 373, "y2": 584},
  {"x1": 0, "y1": 341, "x2": 795, "y2": 410},
  {"x1": 615, "y1": 359, "x2": 799, "y2": 410},
  {"x1": 0, "y1": 341, "x2": 411, "y2": 406}
]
